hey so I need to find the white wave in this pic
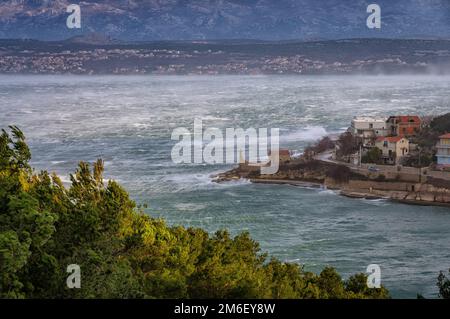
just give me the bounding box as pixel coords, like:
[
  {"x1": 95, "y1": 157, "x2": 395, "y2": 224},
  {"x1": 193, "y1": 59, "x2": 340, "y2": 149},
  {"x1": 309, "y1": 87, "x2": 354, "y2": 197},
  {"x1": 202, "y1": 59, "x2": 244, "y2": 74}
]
[
  {"x1": 160, "y1": 170, "x2": 252, "y2": 193},
  {"x1": 199, "y1": 115, "x2": 230, "y2": 121},
  {"x1": 281, "y1": 126, "x2": 328, "y2": 142},
  {"x1": 360, "y1": 198, "x2": 389, "y2": 206},
  {"x1": 217, "y1": 178, "x2": 252, "y2": 187},
  {"x1": 163, "y1": 173, "x2": 213, "y2": 185},
  {"x1": 57, "y1": 175, "x2": 72, "y2": 184},
  {"x1": 51, "y1": 160, "x2": 66, "y2": 165},
  {"x1": 390, "y1": 99, "x2": 412, "y2": 103},
  {"x1": 173, "y1": 203, "x2": 207, "y2": 211},
  {"x1": 318, "y1": 189, "x2": 338, "y2": 195},
  {"x1": 223, "y1": 191, "x2": 240, "y2": 197},
  {"x1": 132, "y1": 123, "x2": 151, "y2": 128},
  {"x1": 162, "y1": 172, "x2": 215, "y2": 191},
  {"x1": 291, "y1": 150, "x2": 303, "y2": 158},
  {"x1": 357, "y1": 98, "x2": 378, "y2": 102}
]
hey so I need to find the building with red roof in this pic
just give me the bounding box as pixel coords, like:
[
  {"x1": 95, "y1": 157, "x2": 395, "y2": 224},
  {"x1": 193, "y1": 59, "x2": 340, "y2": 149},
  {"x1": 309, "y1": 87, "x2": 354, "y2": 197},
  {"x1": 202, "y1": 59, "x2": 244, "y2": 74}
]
[
  {"x1": 375, "y1": 136, "x2": 403, "y2": 143},
  {"x1": 375, "y1": 136, "x2": 410, "y2": 165},
  {"x1": 387, "y1": 115, "x2": 421, "y2": 137}
]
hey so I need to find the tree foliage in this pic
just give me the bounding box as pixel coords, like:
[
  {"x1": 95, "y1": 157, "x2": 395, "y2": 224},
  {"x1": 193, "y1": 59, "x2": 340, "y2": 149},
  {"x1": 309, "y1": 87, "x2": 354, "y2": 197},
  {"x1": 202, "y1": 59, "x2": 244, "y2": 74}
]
[
  {"x1": 336, "y1": 132, "x2": 361, "y2": 158},
  {"x1": 362, "y1": 147, "x2": 382, "y2": 164},
  {"x1": 430, "y1": 113, "x2": 450, "y2": 135},
  {"x1": 437, "y1": 269, "x2": 450, "y2": 299},
  {"x1": 0, "y1": 127, "x2": 390, "y2": 299},
  {"x1": 412, "y1": 112, "x2": 450, "y2": 150},
  {"x1": 305, "y1": 136, "x2": 335, "y2": 156}
]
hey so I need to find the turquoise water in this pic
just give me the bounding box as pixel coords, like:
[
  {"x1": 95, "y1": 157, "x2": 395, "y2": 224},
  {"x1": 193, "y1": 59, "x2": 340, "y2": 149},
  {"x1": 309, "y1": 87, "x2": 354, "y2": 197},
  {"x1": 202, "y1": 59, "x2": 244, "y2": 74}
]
[{"x1": 1, "y1": 75, "x2": 450, "y2": 298}]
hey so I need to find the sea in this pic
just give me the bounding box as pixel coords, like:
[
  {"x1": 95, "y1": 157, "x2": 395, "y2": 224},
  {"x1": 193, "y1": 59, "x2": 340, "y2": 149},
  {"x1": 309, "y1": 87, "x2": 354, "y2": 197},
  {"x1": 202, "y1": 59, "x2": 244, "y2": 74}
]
[{"x1": 1, "y1": 75, "x2": 450, "y2": 298}]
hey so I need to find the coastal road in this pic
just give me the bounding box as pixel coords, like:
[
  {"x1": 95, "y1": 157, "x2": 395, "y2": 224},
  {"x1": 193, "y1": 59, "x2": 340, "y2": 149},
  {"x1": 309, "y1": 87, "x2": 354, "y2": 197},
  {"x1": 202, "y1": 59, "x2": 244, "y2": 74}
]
[
  {"x1": 314, "y1": 149, "x2": 414, "y2": 175},
  {"x1": 314, "y1": 150, "x2": 450, "y2": 181},
  {"x1": 314, "y1": 150, "x2": 336, "y2": 164}
]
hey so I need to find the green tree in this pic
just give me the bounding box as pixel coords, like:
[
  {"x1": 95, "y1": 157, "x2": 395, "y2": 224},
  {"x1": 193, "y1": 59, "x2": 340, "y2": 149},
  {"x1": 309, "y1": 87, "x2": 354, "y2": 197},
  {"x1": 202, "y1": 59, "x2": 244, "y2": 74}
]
[
  {"x1": 437, "y1": 269, "x2": 450, "y2": 299},
  {"x1": 345, "y1": 273, "x2": 390, "y2": 299},
  {"x1": 336, "y1": 132, "x2": 361, "y2": 159},
  {"x1": 362, "y1": 147, "x2": 382, "y2": 164},
  {"x1": 0, "y1": 126, "x2": 391, "y2": 299},
  {"x1": 0, "y1": 127, "x2": 57, "y2": 298},
  {"x1": 430, "y1": 113, "x2": 450, "y2": 134}
]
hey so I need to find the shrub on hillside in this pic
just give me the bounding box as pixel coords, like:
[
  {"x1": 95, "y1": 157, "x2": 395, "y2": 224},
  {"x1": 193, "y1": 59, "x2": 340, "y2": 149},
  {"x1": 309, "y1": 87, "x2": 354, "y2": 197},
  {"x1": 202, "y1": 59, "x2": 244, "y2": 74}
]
[{"x1": 0, "y1": 126, "x2": 390, "y2": 299}]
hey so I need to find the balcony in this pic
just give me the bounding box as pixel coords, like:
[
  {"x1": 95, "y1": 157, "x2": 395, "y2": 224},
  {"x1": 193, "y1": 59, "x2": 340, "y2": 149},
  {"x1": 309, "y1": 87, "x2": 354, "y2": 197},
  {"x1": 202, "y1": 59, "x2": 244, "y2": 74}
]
[
  {"x1": 437, "y1": 143, "x2": 450, "y2": 149},
  {"x1": 437, "y1": 153, "x2": 450, "y2": 158}
]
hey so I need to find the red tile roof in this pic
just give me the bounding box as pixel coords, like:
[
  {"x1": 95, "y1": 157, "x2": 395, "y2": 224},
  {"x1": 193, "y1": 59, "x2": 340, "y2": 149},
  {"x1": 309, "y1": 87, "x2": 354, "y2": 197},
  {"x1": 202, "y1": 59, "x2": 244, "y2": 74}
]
[
  {"x1": 439, "y1": 133, "x2": 450, "y2": 139},
  {"x1": 376, "y1": 136, "x2": 404, "y2": 143},
  {"x1": 402, "y1": 116, "x2": 420, "y2": 123},
  {"x1": 390, "y1": 115, "x2": 421, "y2": 124}
]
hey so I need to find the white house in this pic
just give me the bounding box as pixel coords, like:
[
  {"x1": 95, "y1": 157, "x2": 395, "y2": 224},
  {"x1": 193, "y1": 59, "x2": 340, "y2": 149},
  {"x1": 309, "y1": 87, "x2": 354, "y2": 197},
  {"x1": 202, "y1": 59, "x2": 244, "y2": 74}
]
[{"x1": 350, "y1": 116, "x2": 388, "y2": 147}]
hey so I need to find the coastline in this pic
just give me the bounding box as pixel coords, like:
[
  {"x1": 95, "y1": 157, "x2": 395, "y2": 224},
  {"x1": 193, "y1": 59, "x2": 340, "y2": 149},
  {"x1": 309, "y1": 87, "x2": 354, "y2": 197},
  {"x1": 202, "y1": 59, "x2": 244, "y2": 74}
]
[
  {"x1": 249, "y1": 178, "x2": 323, "y2": 188},
  {"x1": 213, "y1": 163, "x2": 450, "y2": 208}
]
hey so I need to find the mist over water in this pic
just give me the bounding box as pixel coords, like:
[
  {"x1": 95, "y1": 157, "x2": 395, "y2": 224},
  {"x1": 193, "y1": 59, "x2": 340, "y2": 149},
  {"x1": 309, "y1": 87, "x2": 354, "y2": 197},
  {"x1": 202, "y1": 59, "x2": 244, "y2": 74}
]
[{"x1": 1, "y1": 75, "x2": 450, "y2": 298}]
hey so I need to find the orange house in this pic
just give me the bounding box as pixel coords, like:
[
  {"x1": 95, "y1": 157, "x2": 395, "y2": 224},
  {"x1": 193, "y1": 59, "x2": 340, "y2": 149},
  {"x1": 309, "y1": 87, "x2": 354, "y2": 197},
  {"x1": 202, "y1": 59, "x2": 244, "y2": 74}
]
[{"x1": 386, "y1": 116, "x2": 421, "y2": 137}]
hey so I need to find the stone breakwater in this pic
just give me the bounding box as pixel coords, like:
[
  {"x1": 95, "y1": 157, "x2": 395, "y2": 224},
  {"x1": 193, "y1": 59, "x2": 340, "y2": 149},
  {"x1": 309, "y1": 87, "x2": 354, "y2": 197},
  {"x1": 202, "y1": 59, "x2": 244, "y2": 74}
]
[
  {"x1": 327, "y1": 178, "x2": 450, "y2": 207},
  {"x1": 213, "y1": 163, "x2": 450, "y2": 207}
]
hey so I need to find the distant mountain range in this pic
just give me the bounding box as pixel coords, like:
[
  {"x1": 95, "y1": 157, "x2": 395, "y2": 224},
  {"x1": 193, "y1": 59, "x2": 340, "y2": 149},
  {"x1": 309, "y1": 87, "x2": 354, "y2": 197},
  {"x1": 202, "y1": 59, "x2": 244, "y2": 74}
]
[{"x1": 0, "y1": 0, "x2": 449, "y2": 41}]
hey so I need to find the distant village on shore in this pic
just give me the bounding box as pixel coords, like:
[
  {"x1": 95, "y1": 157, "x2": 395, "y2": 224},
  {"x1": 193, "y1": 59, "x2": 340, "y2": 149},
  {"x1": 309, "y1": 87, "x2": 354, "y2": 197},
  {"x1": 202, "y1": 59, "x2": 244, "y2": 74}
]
[
  {"x1": 246, "y1": 113, "x2": 450, "y2": 172},
  {"x1": 336, "y1": 115, "x2": 450, "y2": 169}
]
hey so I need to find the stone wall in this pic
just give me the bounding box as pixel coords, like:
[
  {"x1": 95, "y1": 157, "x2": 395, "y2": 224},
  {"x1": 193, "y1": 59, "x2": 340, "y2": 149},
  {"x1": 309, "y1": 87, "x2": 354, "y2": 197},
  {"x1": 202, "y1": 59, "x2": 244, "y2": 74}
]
[{"x1": 325, "y1": 177, "x2": 450, "y2": 205}]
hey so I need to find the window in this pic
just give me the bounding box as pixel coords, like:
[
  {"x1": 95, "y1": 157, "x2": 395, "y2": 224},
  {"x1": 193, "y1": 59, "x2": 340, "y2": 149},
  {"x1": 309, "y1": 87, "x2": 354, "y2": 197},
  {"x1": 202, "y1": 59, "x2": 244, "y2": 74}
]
[{"x1": 383, "y1": 141, "x2": 388, "y2": 147}]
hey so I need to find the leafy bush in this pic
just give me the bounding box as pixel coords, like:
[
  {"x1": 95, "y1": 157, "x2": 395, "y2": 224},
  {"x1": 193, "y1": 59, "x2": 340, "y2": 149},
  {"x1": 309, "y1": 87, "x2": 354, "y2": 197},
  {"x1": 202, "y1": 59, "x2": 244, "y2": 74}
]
[
  {"x1": 401, "y1": 152, "x2": 434, "y2": 168},
  {"x1": 430, "y1": 113, "x2": 450, "y2": 135},
  {"x1": 362, "y1": 147, "x2": 382, "y2": 165},
  {"x1": 411, "y1": 112, "x2": 449, "y2": 151},
  {"x1": 326, "y1": 165, "x2": 352, "y2": 183}
]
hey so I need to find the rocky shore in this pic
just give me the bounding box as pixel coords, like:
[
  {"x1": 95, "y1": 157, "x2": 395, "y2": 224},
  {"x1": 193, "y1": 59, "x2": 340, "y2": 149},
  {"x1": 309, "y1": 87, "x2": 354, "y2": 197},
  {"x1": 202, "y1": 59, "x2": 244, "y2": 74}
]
[{"x1": 213, "y1": 161, "x2": 450, "y2": 207}]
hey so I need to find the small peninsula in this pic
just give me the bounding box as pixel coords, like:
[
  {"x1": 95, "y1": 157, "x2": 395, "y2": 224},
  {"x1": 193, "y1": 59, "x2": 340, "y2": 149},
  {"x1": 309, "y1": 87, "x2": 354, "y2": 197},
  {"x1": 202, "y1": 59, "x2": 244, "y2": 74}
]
[{"x1": 214, "y1": 113, "x2": 450, "y2": 207}]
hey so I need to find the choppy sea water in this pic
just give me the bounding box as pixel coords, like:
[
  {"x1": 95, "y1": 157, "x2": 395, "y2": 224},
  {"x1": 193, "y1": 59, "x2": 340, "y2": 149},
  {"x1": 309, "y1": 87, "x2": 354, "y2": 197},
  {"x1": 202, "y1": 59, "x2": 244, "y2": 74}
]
[{"x1": 1, "y1": 75, "x2": 450, "y2": 298}]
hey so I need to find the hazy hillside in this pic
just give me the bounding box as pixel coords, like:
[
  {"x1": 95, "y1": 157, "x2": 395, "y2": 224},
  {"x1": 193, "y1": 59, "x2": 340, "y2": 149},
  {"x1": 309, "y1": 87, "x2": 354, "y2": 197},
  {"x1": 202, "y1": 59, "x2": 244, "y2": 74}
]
[{"x1": 0, "y1": 0, "x2": 449, "y2": 41}]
